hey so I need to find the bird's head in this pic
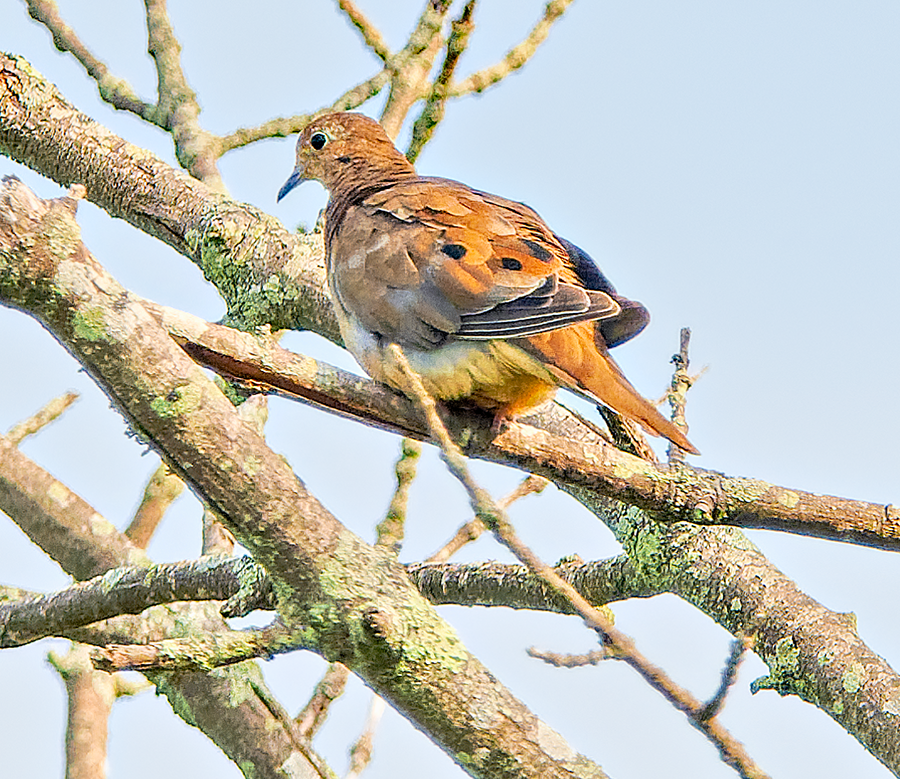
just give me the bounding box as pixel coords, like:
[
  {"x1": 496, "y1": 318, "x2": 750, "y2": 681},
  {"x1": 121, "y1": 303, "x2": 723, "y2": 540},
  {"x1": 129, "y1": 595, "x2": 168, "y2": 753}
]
[{"x1": 277, "y1": 112, "x2": 415, "y2": 202}]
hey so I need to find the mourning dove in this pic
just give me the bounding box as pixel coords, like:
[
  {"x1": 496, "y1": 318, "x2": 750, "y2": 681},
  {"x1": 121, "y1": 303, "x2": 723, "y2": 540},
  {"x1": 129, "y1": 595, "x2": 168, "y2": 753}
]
[{"x1": 278, "y1": 112, "x2": 699, "y2": 455}]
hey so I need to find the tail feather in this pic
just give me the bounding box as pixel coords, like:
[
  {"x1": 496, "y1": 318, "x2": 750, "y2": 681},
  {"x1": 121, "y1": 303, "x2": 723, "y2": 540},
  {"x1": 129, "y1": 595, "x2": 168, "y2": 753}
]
[{"x1": 523, "y1": 322, "x2": 700, "y2": 455}]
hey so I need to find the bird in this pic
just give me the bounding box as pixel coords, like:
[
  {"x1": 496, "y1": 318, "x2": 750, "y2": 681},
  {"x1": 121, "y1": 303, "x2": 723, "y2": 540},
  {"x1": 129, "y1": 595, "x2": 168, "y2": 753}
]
[{"x1": 277, "y1": 112, "x2": 699, "y2": 455}]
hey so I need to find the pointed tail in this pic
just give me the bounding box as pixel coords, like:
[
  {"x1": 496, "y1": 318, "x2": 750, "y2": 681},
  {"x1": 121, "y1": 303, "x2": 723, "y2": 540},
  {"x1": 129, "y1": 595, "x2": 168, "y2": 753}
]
[{"x1": 524, "y1": 323, "x2": 700, "y2": 455}]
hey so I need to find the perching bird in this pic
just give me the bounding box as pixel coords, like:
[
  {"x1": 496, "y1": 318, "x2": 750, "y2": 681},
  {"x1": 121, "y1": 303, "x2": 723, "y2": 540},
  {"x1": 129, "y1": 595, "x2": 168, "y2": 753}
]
[{"x1": 278, "y1": 112, "x2": 698, "y2": 454}]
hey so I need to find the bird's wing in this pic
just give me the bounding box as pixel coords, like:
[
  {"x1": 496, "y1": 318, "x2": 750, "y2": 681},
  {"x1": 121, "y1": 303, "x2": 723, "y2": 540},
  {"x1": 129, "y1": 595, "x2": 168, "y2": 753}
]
[
  {"x1": 328, "y1": 177, "x2": 620, "y2": 349},
  {"x1": 553, "y1": 235, "x2": 650, "y2": 348}
]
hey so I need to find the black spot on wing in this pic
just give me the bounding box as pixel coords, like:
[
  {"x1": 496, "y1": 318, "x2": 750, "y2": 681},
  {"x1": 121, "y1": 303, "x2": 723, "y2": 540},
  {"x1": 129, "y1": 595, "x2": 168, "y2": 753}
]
[
  {"x1": 441, "y1": 243, "x2": 467, "y2": 260},
  {"x1": 522, "y1": 239, "x2": 554, "y2": 262},
  {"x1": 501, "y1": 257, "x2": 523, "y2": 271}
]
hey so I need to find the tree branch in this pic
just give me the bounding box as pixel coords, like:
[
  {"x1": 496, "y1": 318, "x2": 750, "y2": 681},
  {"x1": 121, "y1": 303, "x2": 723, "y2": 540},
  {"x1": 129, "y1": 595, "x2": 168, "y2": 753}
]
[
  {"x1": 4, "y1": 390, "x2": 78, "y2": 445},
  {"x1": 407, "y1": 0, "x2": 475, "y2": 163},
  {"x1": 0, "y1": 438, "x2": 332, "y2": 779},
  {"x1": 0, "y1": 52, "x2": 336, "y2": 338},
  {"x1": 335, "y1": 0, "x2": 391, "y2": 62},
  {"x1": 379, "y1": 0, "x2": 453, "y2": 138},
  {"x1": 387, "y1": 342, "x2": 769, "y2": 779},
  {"x1": 23, "y1": 0, "x2": 157, "y2": 119},
  {"x1": 143, "y1": 299, "x2": 900, "y2": 553},
  {"x1": 449, "y1": 0, "x2": 575, "y2": 96},
  {"x1": 90, "y1": 621, "x2": 298, "y2": 672},
  {"x1": 0, "y1": 176, "x2": 608, "y2": 779}
]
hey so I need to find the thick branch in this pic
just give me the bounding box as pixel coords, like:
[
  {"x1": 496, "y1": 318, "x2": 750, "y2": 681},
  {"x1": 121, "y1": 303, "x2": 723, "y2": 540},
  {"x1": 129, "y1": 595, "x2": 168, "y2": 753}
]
[
  {"x1": 0, "y1": 439, "x2": 331, "y2": 778},
  {"x1": 3, "y1": 55, "x2": 899, "y2": 772},
  {"x1": 146, "y1": 301, "x2": 900, "y2": 553},
  {"x1": 0, "y1": 177, "x2": 607, "y2": 779},
  {"x1": 0, "y1": 555, "x2": 648, "y2": 649},
  {"x1": 0, "y1": 53, "x2": 336, "y2": 337},
  {"x1": 0, "y1": 556, "x2": 264, "y2": 648},
  {"x1": 409, "y1": 557, "x2": 652, "y2": 612}
]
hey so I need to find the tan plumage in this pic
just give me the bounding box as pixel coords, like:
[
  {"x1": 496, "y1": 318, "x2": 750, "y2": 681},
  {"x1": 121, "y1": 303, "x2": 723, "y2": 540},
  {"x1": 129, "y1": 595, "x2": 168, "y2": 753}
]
[{"x1": 278, "y1": 112, "x2": 699, "y2": 455}]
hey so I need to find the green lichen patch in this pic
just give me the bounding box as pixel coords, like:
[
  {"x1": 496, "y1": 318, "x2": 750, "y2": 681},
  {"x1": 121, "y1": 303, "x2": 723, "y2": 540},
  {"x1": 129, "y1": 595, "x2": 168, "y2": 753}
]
[
  {"x1": 72, "y1": 306, "x2": 109, "y2": 343},
  {"x1": 150, "y1": 382, "x2": 203, "y2": 419}
]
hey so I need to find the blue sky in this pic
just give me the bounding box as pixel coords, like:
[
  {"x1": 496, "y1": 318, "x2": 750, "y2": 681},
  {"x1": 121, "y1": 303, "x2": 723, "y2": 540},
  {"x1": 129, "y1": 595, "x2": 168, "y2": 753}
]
[{"x1": 1, "y1": 2, "x2": 898, "y2": 777}]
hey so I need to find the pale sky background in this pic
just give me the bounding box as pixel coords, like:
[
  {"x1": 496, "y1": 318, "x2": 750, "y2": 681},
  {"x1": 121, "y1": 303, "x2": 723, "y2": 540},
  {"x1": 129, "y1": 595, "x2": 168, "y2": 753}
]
[{"x1": 1, "y1": 2, "x2": 899, "y2": 777}]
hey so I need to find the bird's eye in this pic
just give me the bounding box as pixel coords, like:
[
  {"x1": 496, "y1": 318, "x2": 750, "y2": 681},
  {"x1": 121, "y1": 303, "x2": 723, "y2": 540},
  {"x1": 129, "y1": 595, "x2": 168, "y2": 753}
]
[{"x1": 310, "y1": 132, "x2": 328, "y2": 151}]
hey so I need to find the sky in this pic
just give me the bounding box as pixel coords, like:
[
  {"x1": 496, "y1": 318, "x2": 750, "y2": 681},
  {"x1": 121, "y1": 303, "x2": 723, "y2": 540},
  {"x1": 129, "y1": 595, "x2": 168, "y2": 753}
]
[{"x1": 1, "y1": 1, "x2": 899, "y2": 777}]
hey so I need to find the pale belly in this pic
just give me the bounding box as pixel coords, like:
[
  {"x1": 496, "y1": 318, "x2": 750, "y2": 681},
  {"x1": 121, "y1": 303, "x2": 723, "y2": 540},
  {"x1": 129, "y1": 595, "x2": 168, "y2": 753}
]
[{"x1": 335, "y1": 304, "x2": 559, "y2": 415}]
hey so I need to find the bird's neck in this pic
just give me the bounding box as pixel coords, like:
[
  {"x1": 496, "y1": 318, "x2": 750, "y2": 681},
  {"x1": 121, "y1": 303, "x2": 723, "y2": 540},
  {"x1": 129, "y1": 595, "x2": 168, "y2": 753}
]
[
  {"x1": 324, "y1": 151, "x2": 418, "y2": 248},
  {"x1": 328, "y1": 150, "x2": 417, "y2": 200}
]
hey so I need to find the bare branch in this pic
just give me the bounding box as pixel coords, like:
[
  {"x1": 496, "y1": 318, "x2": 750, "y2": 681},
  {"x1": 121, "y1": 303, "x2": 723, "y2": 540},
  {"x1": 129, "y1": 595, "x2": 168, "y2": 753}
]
[
  {"x1": 386, "y1": 342, "x2": 770, "y2": 779},
  {"x1": 0, "y1": 176, "x2": 609, "y2": 779},
  {"x1": 143, "y1": 0, "x2": 224, "y2": 188},
  {"x1": 427, "y1": 474, "x2": 547, "y2": 563},
  {"x1": 450, "y1": 0, "x2": 575, "y2": 96},
  {"x1": 145, "y1": 300, "x2": 900, "y2": 552},
  {"x1": 5, "y1": 390, "x2": 78, "y2": 445},
  {"x1": 699, "y1": 637, "x2": 751, "y2": 721},
  {"x1": 527, "y1": 647, "x2": 607, "y2": 668},
  {"x1": 0, "y1": 557, "x2": 262, "y2": 648},
  {"x1": 407, "y1": 0, "x2": 476, "y2": 163},
  {"x1": 218, "y1": 69, "x2": 391, "y2": 155},
  {"x1": 125, "y1": 463, "x2": 185, "y2": 548},
  {"x1": 335, "y1": 0, "x2": 391, "y2": 62},
  {"x1": 380, "y1": 1, "x2": 454, "y2": 138},
  {"x1": 90, "y1": 621, "x2": 298, "y2": 672},
  {"x1": 23, "y1": 0, "x2": 156, "y2": 119},
  {"x1": 296, "y1": 663, "x2": 350, "y2": 738},
  {"x1": 345, "y1": 695, "x2": 386, "y2": 779},
  {"x1": 409, "y1": 556, "x2": 652, "y2": 612},
  {"x1": 375, "y1": 438, "x2": 422, "y2": 552},
  {"x1": 48, "y1": 644, "x2": 115, "y2": 779},
  {"x1": 667, "y1": 327, "x2": 694, "y2": 465}
]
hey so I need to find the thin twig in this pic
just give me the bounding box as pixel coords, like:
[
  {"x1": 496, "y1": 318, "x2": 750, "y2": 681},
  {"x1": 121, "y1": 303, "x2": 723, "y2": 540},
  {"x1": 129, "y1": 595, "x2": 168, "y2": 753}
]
[
  {"x1": 407, "y1": 0, "x2": 476, "y2": 163},
  {"x1": 249, "y1": 677, "x2": 341, "y2": 779},
  {"x1": 24, "y1": 0, "x2": 156, "y2": 118},
  {"x1": 345, "y1": 695, "x2": 386, "y2": 779},
  {"x1": 449, "y1": 0, "x2": 575, "y2": 96},
  {"x1": 379, "y1": 0, "x2": 454, "y2": 138},
  {"x1": 386, "y1": 343, "x2": 770, "y2": 779},
  {"x1": 427, "y1": 474, "x2": 547, "y2": 563},
  {"x1": 144, "y1": 0, "x2": 196, "y2": 120},
  {"x1": 527, "y1": 647, "x2": 608, "y2": 668},
  {"x1": 124, "y1": 463, "x2": 184, "y2": 548},
  {"x1": 699, "y1": 636, "x2": 751, "y2": 721},
  {"x1": 376, "y1": 438, "x2": 422, "y2": 553},
  {"x1": 296, "y1": 663, "x2": 351, "y2": 738},
  {"x1": 336, "y1": 0, "x2": 391, "y2": 61},
  {"x1": 218, "y1": 69, "x2": 391, "y2": 155},
  {"x1": 143, "y1": 0, "x2": 224, "y2": 187},
  {"x1": 5, "y1": 391, "x2": 78, "y2": 445},
  {"x1": 667, "y1": 327, "x2": 693, "y2": 465}
]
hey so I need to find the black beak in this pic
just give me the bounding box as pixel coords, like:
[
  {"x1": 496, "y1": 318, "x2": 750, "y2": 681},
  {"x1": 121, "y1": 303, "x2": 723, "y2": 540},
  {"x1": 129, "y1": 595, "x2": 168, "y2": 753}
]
[{"x1": 277, "y1": 169, "x2": 304, "y2": 202}]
